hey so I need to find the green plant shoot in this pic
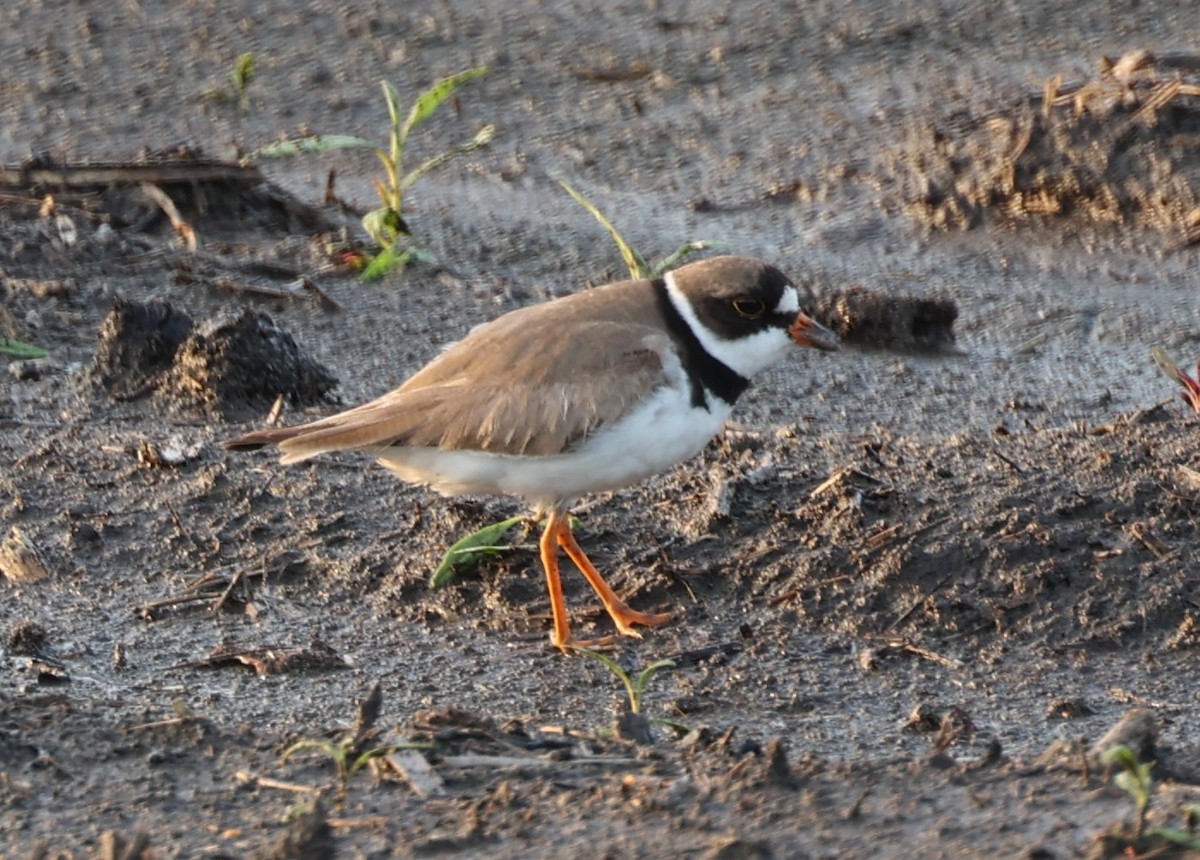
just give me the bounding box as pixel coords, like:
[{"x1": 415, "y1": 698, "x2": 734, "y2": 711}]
[
  {"x1": 254, "y1": 67, "x2": 493, "y2": 279},
  {"x1": 1102, "y1": 744, "x2": 1153, "y2": 837},
  {"x1": 231, "y1": 52, "x2": 255, "y2": 104},
  {"x1": 558, "y1": 179, "x2": 713, "y2": 279},
  {"x1": 570, "y1": 646, "x2": 675, "y2": 714}
]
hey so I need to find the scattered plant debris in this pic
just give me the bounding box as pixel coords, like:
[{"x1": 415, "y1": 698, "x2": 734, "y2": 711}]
[
  {"x1": 0, "y1": 148, "x2": 341, "y2": 238},
  {"x1": 905, "y1": 50, "x2": 1200, "y2": 246},
  {"x1": 196, "y1": 639, "x2": 350, "y2": 677},
  {"x1": 0, "y1": 526, "x2": 52, "y2": 584}
]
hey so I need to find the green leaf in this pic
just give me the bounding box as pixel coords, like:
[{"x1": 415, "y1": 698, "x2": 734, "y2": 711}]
[
  {"x1": 558, "y1": 179, "x2": 650, "y2": 278},
  {"x1": 409, "y1": 246, "x2": 440, "y2": 266},
  {"x1": 1114, "y1": 770, "x2": 1144, "y2": 800},
  {"x1": 254, "y1": 135, "x2": 377, "y2": 158},
  {"x1": 398, "y1": 124, "x2": 495, "y2": 192},
  {"x1": 280, "y1": 739, "x2": 340, "y2": 764},
  {"x1": 361, "y1": 245, "x2": 414, "y2": 281},
  {"x1": 381, "y1": 81, "x2": 404, "y2": 136},
  {"x1": 430, "y1": 515, "x2": 526, "y2": 587},
  {"x1": 570, "y1": 646, "x2": 638, "y2": 711},
  {"x1": 633, "y1": 659, "x2": 676, "y2": 708},
  {"x1": 650, "y1": 241, "x2": 715, "y2": 278},
  {"x1": 361, "y1": 207, "x2": 409, "y2": 246},
  {"x1": 382, "y1": 81, "x2": 405, "y2": 171},
  {"x1": 1148, "y1": 827, "x2": 1200, "y2": 850},
  {"x1": 1100, "y1": 745, "x2": 1137, "y2": 769},
  {"x1": 0, "y1": 339, "x2": 48, "y2": 359},
  {"x1": 231, "y1": 52, "x2": 255, "y2": 93},
  {"x1": 401, "y1": 67, "x2": 488, "y2": 141}
]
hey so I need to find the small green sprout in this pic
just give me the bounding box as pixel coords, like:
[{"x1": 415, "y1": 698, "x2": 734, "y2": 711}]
[
  {"x1": 1102, "y1": 744, "x2": 1153, "y2": 837},
  {"x1": 281, "y1": 737, "x2": 392, "y2": 800},
  {"x1": 280, "y1": 682, "x2": 429, "y2": 804},
  {"x1": 231, "y1": 52, "x2": 255, "y2": 106},
  {"x1": 558, "y1": 179, "x2": 713, "y2": 279},
  {"x1": 570, "y1": 646, "x2": 675, "y2": 715},
  {"x1": 255, "y1": 67, "x2": 493, "y2": 280},
  {"x1": 1099, "y1": 745, "x2": 1200, "y2": 849}
]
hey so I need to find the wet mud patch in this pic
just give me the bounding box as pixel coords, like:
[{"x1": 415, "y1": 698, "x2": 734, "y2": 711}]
[
  {"x1": 90, "y1": 297, "x2": 338, "y2": 416},
  {"x1": 902, "y1": 50, "x2": 1200, "y2": 246}
]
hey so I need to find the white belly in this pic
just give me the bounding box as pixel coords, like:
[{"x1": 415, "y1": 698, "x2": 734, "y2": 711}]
[{"x1": 376, "y1": 383, "x2": 732, "y2": 508}]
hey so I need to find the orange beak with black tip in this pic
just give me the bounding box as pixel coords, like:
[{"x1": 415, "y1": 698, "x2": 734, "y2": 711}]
[{"x1": 788, "y1": 312, "x2": 841, "y2": 351}]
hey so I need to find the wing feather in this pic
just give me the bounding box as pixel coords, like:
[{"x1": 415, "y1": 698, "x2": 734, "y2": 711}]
[{"x1": 229, "y1": 319, "x2": 672, "y2": 462}]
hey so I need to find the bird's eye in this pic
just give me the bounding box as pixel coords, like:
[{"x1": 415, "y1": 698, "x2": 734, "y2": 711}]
[{"x1": 731, "y1": 297, "x2": 766, "y2": 318}]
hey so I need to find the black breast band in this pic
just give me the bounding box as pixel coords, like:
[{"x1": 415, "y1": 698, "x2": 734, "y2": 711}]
[{"x1": 651, "y1": 278, "x2": 750, "y2": 410}]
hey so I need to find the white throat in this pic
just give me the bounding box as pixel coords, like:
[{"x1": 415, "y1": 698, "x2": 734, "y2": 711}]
[{"x1": 663, "y1": 271, "x2": 798, "y2": 379}]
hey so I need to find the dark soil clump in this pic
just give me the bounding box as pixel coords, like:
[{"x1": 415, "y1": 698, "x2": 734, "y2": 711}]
[
  {"x1": 813, "y1": 287, "x2": 958, "y2": 352},
  {"x1": 90, "y1": 298, "x2": 338, "y2": 415},
  {"x1": 165, "y1": 308, "x2": 338, "y2": 417},
  {"x1": 89, "y1": 297, "x2": 195, "y2": 399}
]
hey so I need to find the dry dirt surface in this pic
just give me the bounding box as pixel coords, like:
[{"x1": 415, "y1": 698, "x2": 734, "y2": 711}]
[{"x1": 3, "y1": 2, "x2": 1200, "y2": 858}]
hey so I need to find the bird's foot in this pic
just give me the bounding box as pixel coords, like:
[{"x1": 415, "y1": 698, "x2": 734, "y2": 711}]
[
  {"x1": 550, "y1": 609, "x2": 673, "y2": 653},
  {"x1": 608, "y1": 608, "x2": 673, "y2": 638},
  {"x1": 550, "y1": 633, "x2": 621, "y2": 653}
]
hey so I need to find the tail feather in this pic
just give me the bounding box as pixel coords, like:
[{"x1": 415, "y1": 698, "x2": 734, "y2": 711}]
[
  {"x1": 223, "y1": 426, "x2": 308, "y2": 451},
  {"x1": 225, "y1": 408, "x2": 421, "y2": 464}
]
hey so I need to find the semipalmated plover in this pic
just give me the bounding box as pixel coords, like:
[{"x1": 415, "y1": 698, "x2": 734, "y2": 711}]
[{"x1": 226, "y1": 255, "x2": 839, "y2": 651}]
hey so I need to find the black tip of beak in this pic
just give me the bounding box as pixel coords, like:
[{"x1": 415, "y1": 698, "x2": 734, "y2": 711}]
[{"x1": 788, "y1": 313, "x2": 840, "y2": 351}]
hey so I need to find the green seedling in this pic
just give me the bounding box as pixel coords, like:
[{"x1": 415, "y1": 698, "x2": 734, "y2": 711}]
[
  {"x1": 199, "y1": 51, "x2": 256, "y2": 108},
  {"x1": 570, "y1": 646, "x2": 675, "y2": 715},
  {"x1": 1151, "y1": 346, "x2": 1200, "y2": 415},
  {"x1": 231, "y1": 52, "x2": 255, "y2": 106},
  {"x1": 431, "y1": 514, "x2": 580, "y2": 588},
  {"x1": 280, "y1": 737, "x2": 408, "y2": 802},
  {"x1": 280, "y1": 682, "x2": 429, "y2": 804},
  {"x1": 255, "y1": 67, "x2": 493, "y2": 279},
  {"x1": 1102, "y1": 744, "x2": 1153, "y2": 837},
  {"x1": 1101, "y1": 745, "x2": 1200, "y2": 849},
  {"x1": 0, "y1": 338, "x2": 47, "y2": 359},
  {"x1": 558, "y1": 178, "x2": 713, "y2": 279}
]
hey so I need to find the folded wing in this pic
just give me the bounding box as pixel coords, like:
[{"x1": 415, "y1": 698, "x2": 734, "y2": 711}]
[{"x1": 224, "y1": 320, "x2": 672, "y2": 461}]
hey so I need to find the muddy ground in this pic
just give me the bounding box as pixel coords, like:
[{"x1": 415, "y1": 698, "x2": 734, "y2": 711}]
[{"x1": 3, "y1": 1, "x2": 1200, "y2": 857}]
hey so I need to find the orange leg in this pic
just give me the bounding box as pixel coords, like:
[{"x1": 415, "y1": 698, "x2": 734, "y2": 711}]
[
  {"x1": 538, "y1": 514, "x2": 574, "y2": 652},
  {"x1": 538, "y1": 510, "x2": 671, "y2": 651}
]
